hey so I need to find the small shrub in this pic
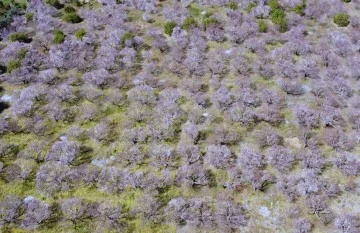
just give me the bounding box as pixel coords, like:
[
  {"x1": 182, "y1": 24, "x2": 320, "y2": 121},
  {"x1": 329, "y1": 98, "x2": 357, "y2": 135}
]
[
  {"x1": 9, "y1": 32, "x2": 32, "y2": 43},
  {"x1": 75, "y1": 28, "x2": 86, "y2": 40},
  {"x1": 182, "y1": 16, "x2": 197, "y2": 30},
  {"x1": 25, "y1": 12, "x2": 34, "y2": 22},
  {"x1": 164, "y1": 21, "x2": 177, "y2": 35},
  {"x1": 271, "y1": 9, "x2": 286, "y2": 24},
  {"x1": 268, "y1": 0, "x2": 280, "y2": 10},
  {"x1": 0, "y1": 7, "x2": 19, "y2": 29},
  {"x1": 53, "y1": 29, "x2": 65, "y2": 44},
  {"x1": 202, "y1": 17, "x2": 219, "y2": 28},
  {"x1": 7, "y1": 60, "x2": 21, "y2": 73},
  {"x1": 271, "y1": 8, "x2": 288, "y2": 32},
  {"x1": 45, "y1": 0, "x2": 64, "y2": 9},
  {"x1": 293, "y1": 1, "x2": 306, "y2": 15},
  {"x1": 342, "y1": 0, "x2": 351, "y2": 2},
  {"x1": 17, "y1": 48, "x2": 28, "y2": 59},
  {"x1": 121, "y1": 31, "x2": 134, "y2": 46},
  {"x1": 227, "y1": 2, "x2": 238, "y2": 10},
  {"x1": 247, "y1": 2, "x2": 257, "y2": 13},
  {"x1": 278, "y1": 18, "x2": 288, "y2": 32},
  {"x1": 334, "y1": 13, "x2": 350, "y2": 27},
  {"x1": 62, "y1": 12, "x2": 83, "y2": 23},
  {"x1": 188, "y1": 4, "x2": 201, "y2": 17},
  {"x1": 257, "y1": 20, "x2": 268, "y2": 33},
  {"x1": 64, "y1": 5, "x2": 76, "y2": 13}
]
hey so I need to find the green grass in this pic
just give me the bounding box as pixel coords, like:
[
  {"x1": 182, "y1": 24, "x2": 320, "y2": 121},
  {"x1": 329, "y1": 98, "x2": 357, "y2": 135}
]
[
  {"x1": 271, "y1": 9, "x2": 288, "y2": 32},
  {"x1": 164, "y1": 21, "x2": 177, "y2": 35},
  {"x1": 247, "y1": 2, "x2": 257, "y2": 13},
  {"x1": 7, "y1": 59, "x2": 21, "y2": 73},
  {"x1": 63, "y1": 4, "x2": 76, "y2": 13},
  {"x1": 53, "y1": 29, "x2": 65, "y2": 44},
  {"x1": 268, "y1": 0, "x2": 280, "y2": 10},
  {"x1": 62, "y1": 12, "x2": 83, "y2": 23},
  {"x1": 25, "y1": 12, "x2": 33, "y2": 21},
  {"x1": 9, "y1": 32, "x2": 32, "y2": 43},
  {"x1": 75, "y1": 28, "x2": 86, "y2": 40},
  {"x1": 17, "y1": 48, "x2": 28, "y2": 59},
  {"x1": 292, "y1": 0, "x2": 306, "y2": 15},
  {"x1": 271, "y1": 9, "x2": 286, "y2": 24},
  {"x1": 227, "y1": 2, "x2": 238, "y2": 10},
  {"x1": 121, "y1": 31, "x2": 134, "y2": 46},
  {"x1": 202, "y1": 17, "x2": 219, "y2": 28},
  {"x1": 182, "y1": 16, "x2": 197, "y2": 30},
  {"x1": 257, "y1": 19, "x2": 268, "y2": 33},
  {"x1": 187, "y1": 4, "x2": 202, "y2": 17},
  {"x1": 45, "y1": 0, "x2": 64, "y2": 9}
]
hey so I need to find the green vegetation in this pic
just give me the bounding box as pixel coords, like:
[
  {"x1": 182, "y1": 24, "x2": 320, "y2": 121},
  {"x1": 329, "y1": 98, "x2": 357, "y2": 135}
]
[
  {"x1": 121, "y1": 31, "x2": 134, "y2": 46},
  {"x1": 75, "y1": 28, "x2": 87, "y2": 40},
  {"x1": 278, "y1": 18, "x2": 288, "y2": 32},
  {"x1": 247, "y1": 2, "x2": 257, "y2": 13},
  {"x1": 187, "y1": 4, "x2": 202, "y2": 17},
  {"x1": 342, "y1": 0, "x2": 351, "y2": 2},
  {"x1": 63, "y1": 5, "x2": 76, "y2": 13},
  {"x1": 257, "y1": 19, "x2": 268, "y2": 33},
  {"x1": 202, "y1": 17, "x2": 219, "y2": 28},
  {"x1": 45, "y1": 0, "x2": 64, "y2": 9},
  {"x1": 53, "y1": 29, "x2": 65, "y2": 44},
  {"x1": 17, "y1": 48, "x2": 29, "y2": 59},
  {"x1": 293, "y1": 0, "x2": 306, "y2": 15},
  {"x1": 164, "y1": 21, "x2": 177, "y2": 35},
  {"x1": 0, "y1": 6, "x2": 19, "y2": 29},
  {"x1": 182, "y1": 16, "x2": 197, "y2": 30},
  {"x1": 7, "y1": 59, "x2": 21, "y2": 73},
  {"x1": 62, "y1": 12, "x2": 83, "y2": 23},
  {"x1": 0, "y1": 0, "x2": 27, "y2": 28},
  {"x1": 334, "y1": 13, "x2": 350, "y2": 27},
  {"x1": 227, "y1": 2, "x2": 238, "y2": 10},
  {"x1": 268, "y1": 0, "x2": 280, "y2": 10},
  {"x1": 4, "y1": 45, "x2": 29, "y2": 73},
  {"x1": 269, "y1": 0, "x2": 288, "y2": 33},
  {"x1": 9, "y1": 32, "x2": 32, "y2": 43},
  {"x1": 25, "y1": 12, "x2": 34, "y2": 22},
  {"x1": 271, "y1": 9, "x2": 286, "y2": 24}
]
